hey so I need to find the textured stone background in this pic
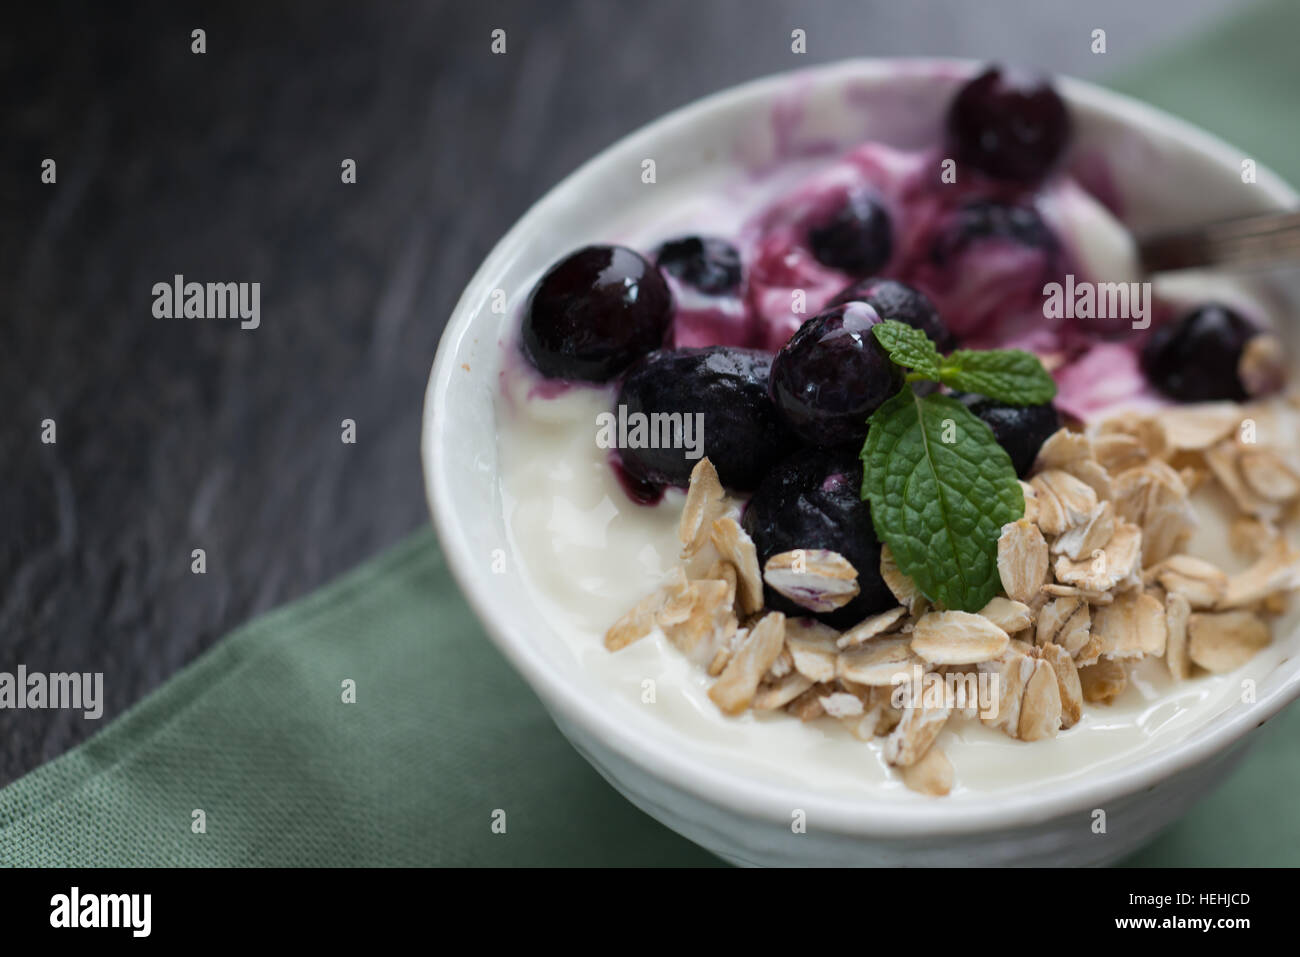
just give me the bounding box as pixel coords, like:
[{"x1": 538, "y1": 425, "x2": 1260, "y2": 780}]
[{"x1": 0, "y1": 0, "x2": 1234, "y2": 783}]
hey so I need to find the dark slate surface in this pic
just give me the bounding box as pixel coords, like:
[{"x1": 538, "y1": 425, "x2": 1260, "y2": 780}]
[{"x1": 0, "y1": 0, "x2": 1231, "y2": 784}]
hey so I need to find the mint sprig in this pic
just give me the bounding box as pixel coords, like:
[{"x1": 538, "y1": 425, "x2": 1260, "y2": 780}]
[
  {"x1": 861, "y1": 390, "x2": 1024, "y2": 612},
  {"x1": 939, "y1": 349, "x2": 1058, "y2": 405},
  {"x1": 861, "y1": 321, "x2": 1055, "y2": 612},
  {"x1": 871, "y1": 321, "x2": 1057, "y2": 405},
  {"x1": 870, "y1": 320, "x2": 942, "y2": 379}
]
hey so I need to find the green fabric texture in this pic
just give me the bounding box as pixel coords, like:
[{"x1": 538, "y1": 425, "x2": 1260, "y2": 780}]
[
  {"x1": 3, "y1": 0, "x2": 1299, "y2": 867},
  {"x1": 0, "y1": 532, "x2": 719, "y2": 866}
]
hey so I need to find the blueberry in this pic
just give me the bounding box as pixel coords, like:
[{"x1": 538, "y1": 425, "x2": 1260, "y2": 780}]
[
  {"x1": 655, "y1": 236, "x2": 743, "y2": 295},
  {"x1": 741, "y1": 448, "x2": 897, "y2": 628},
  {"x1": 930, "y1": 200, "x2": 1058, "y2": 265},
  {"x1": 769, "y1": 302, "x2": 903, "y2": 447},
  {"x1": 521, "y1": 244, "x2": 673, "y2": 382},
  {"x1": 946, "y1": 66, "x2": 1071, "y2": 183},
  {"x1": 807, "y1": 189, "x2": 893, "y2": 275},
  {"x1": 609, "y1": 458, "x2": 665, "y2": 506},
  {"x1": 828, "y1": 277, "x2": 953, "y2": 351},
  {"x1": 959, "y1": 395, "x2": 1060, "y2": 477},
  {"x1": 1141, "y1": 304, "x2": 1262, "y2": 402},
  {"x1": 615, "y1": 347, "x2": 798, "y2": 492}
]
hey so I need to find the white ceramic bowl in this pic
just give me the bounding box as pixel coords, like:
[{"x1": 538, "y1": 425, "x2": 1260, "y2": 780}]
[{"x1": 422, "y1": 59, "x2": 1299, "y2": 866}]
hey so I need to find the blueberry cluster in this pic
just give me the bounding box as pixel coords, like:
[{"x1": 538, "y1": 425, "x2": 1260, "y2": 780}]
[{"x1": 515, "y1": 64, "x2": 1277, "y2": 623}]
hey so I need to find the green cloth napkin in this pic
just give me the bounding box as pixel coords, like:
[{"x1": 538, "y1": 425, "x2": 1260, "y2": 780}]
[
  {"x1": 0, "y1": 532, "x2": 719, "y2": 865},
  {"x1": 4, "y1": 0, "x2": 1300, "y2": 867}
]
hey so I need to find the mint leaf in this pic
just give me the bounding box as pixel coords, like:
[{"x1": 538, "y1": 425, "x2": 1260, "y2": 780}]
[
  {"x1": 860, "y1": 388, "x2": 1024, "y2": 612},
  {"x1": 939, "y1": 349, "x2": 1057, "y2": 405},
  {"x1": 872, "y1": 320, "x2": 942, "y2": 379}
]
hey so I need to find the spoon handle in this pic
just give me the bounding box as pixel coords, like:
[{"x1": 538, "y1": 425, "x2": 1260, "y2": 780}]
[{"x1": 1139, "y1": 209, "x2": 1300, "y2": 273}]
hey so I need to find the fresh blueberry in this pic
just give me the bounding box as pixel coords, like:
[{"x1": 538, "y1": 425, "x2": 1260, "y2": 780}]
[
  {"x1": 741, "y1": 448, "x2": 898, "y2": 628},
  {"x1": 959, "y1": 395, "x2": 1060, "y2": 477},
  {"x1": 655, "y1": 236, "x2": 743, "y2": 295},
  {"x1": 930, "y1": 200, "x2": 1058, "y2": 266},
  {"x1": 946, "y1": 66, "x2": 1071, "y2": 183},
  {"x1": 807, "y1": 189, "x2": 893, "y2": 275},
  {"x1": 615, "y1": 347, "x2": 798, "y2": 492},
  {"x1": 1141, "y1": 304, "x2": 1262, "y2": 402},
  {"x1": 521, "y1": 244, "x2": 673, "y2": 382},
  {"x1": 828, "y1": 277, "x2": 953, "y2": 351},
  {"x1": 769, "y1": 302, "x2": 903, "y2": 447}
]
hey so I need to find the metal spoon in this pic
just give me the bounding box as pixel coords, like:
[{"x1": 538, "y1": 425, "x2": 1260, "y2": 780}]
[{"x1": 1139, "y1": 209, "x2": 1300, "y2": 273}]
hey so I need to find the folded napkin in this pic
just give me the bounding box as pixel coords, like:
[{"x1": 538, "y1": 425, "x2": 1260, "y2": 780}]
[{"x1": 3, "y1": 0, "x2": 1298, "y2": 867}]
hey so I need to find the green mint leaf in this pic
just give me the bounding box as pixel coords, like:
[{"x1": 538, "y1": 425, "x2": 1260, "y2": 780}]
[
  {"x1": 871, "y1": 320, "x2": 942, "y2": 379},
  {"x1": 860, "y1": 389, "x2": 1024, "y2": 612},
  {"x1": 938, "y1": 349, "x2": 1058, "y2": 405}
]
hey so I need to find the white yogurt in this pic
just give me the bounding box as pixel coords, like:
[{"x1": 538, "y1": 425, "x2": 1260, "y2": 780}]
[
  {"x1": 492, "y1": 154, "x2": 1298, "y2": 800},
  {"x1": 498, "y1": 377, "x2": 1297, "y2": 800}
]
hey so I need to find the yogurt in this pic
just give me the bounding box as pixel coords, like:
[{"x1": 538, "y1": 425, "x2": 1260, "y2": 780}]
[
  {"x1": 492, "y1": 134, "x2": 1296, "y2": 799},
  {"x1": 497, "y1": 374, "x2": 1297, "y2": 799}
]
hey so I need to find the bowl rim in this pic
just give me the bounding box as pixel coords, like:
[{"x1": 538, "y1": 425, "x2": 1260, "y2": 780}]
[{"x1": 423, "y1": 57, "x2": 1300, "y2": 837}]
